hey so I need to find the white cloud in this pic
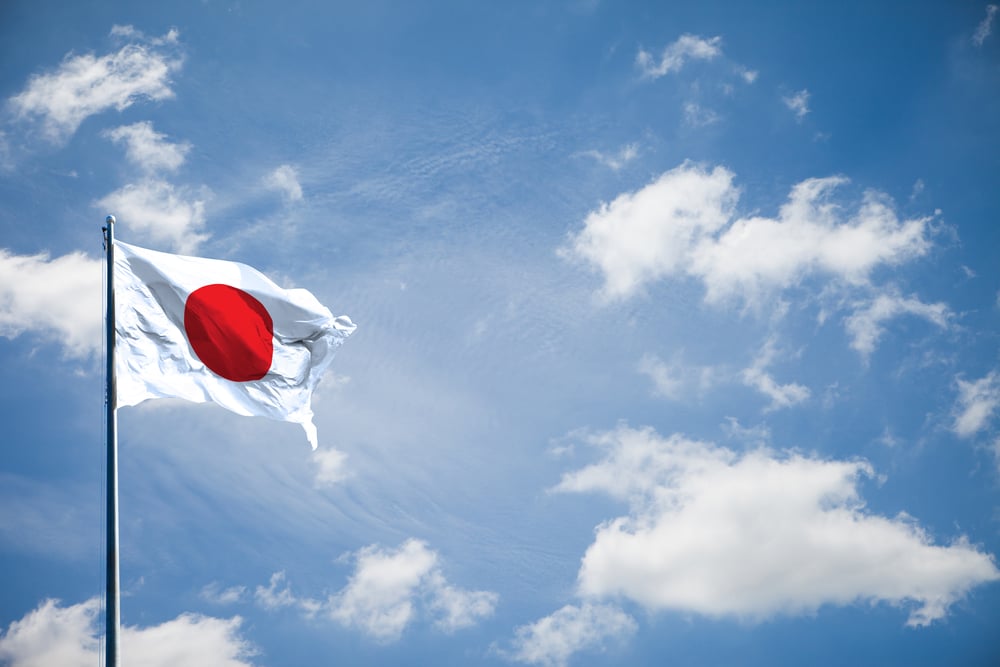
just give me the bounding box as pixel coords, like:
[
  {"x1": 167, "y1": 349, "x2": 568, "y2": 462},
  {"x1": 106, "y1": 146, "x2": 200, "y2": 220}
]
[
  {"x1": 8, "y1": 28, "x2": 181, "y2": 143},
  {"x1": 636, "y1": 34, "x2": 722, "y2": 79},
  {"x1": 0, "y1": 598, "x2": 255, "y2": 667},
  {"x1": 683, "y1": 102, "x2": 721, "y2": 127},
  {"x1": 556, "y1": 425, "x2": 1000, "y2": 626},
  {"x1": 736, "y1": 65, "x2": 759, "y2": 84},
  {"x1": 200, "y1": 582, "x2": 246, "y2": 605},
  {"x1": 0, "y1": 249, "x2": 102, "y2": 358},
  {"x1": 109, "y1": 25, "x2": 180, "y2": 46},
  {"x1": 741, "y1": 339, "x2": 810, "y2": 410},
  {"x1": 264, "y1": 164, "x2": 303, "y2": 202},
  {"x1": 953, "y1": 371, "x2": 1000, "y2": 438},
  {"x1": 327, "y1": 540, "x2": 497, "y2": 641},
  {"x1": 844, "y1": 292, "x2": 950, "y2": 360},
  {"x1": 507, "y1": 603, "x2": 636, "y2": 667},
  {"x1": 783, "y1": 89, "x2": 810, "y2": 120},
  {"x1": 313, "y1": 448, "x2": 349, "y2": 486},
  {"x1": 562, "y1": 162, "x2": 931, "y2": 305},
  {"x1": 973, "y1": 4, "x2": 998, "y2": 46},
  {"x1": 255, "y1": 571, "x2": 298, "y2": 610},
  {"x1": 577, "y1": 144, "x2": 639, "y2": 171},
  {"x1": 424, "y1": 571, "x2": 500, "y2": 633},
  {"x1": 96, "y1": 179, "x2": 208, "y2": 253},
  {"x1": 104, "y1": 121, "x2": 191, "y2": 172},
  {"x1": 561, "y1": 162, "x2": 736, "y2": 301},
  {"x1": 637, "y1": 353, "x2": 722, "y2": 401}
]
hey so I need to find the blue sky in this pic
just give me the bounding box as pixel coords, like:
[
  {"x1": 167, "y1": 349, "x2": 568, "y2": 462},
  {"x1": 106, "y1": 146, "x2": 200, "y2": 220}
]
[{"x1": 1, "y1": 1, "x2": 1000, "y2": 665}]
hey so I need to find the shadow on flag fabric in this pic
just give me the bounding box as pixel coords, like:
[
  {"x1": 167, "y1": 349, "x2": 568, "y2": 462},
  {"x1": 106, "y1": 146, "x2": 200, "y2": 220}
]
[{"x1": 114, "y1": 240, "x2": 355, "y2": 448}]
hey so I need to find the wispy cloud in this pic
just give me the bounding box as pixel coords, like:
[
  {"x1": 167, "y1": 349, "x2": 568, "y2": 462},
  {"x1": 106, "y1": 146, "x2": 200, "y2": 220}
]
[
  {"x1": 104, "y1": 121, "x2": 191, "y2": 173},
  {"x1": 562, "y1": 162, "x2": 931, "y2": 306},
  {"x1": 783, "y1": 89, "x2": 811, "y2": 120},
  {"x1": 973, "y1": 4, "x2": 998, "y2": 46},
  {"x1": 953, "y1": 370, "x2": 1000, "y2": 438},
  {"x1": 254, "y1": 571, "x2": 300, "y2": 610},
  {"x1": 264, "y1": 164, "x2": 304, "y2": 202},
  {"x1": 96, "y1": 179, "x2": 208, "y2": 253},
  {"x1": 555, "y1": 425, "x2": 1000, "y2": 626},
  {"x1": 200, "y1": 582, "x2": 247, "y2": 606},
  {"x1": 741, "y1": 339, "x2": 810, "y2": 411},
  {"x1": 844, "y1": 291, "x2": 951, "y2": 361},
  {"x1": 506, "y1": 603, "x2": 636, "y2": 667},
  {"x1": 312, "y1": 447, "x2": 349, "y2": 486},
  {"x1": 683, "y1": 102, "x2": 721, "y2": 127},
  {"x1": 576, "y1": 143, "x2": 638, "y2": 171},
  {"x1": 636, "y1": 34, "x2": 722, "y2": 79},
  {"x1": 7, "y1": 26, "x2": 182, "y2": 143},
  {"x1": 735, "y1": 65, "x2": 759, "y2": 84},
  {"x1": 0, "y1": 249, "x2": 102, "y2": 358},
  {"x1": 0, "y1": 598, "x2": 255, "y2": 667},
  {"x1": 637, "y1": 353, "x2": 723, "y2": 401}
]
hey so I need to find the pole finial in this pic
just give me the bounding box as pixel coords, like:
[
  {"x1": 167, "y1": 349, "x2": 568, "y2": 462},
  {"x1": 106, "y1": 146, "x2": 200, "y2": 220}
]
[{"x1": 106, "y1": 215, "x2": 116, "y2": 225}]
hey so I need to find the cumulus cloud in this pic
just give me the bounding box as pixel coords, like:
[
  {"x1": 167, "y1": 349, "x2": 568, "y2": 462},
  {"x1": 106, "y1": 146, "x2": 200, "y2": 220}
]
[
  {"x1": 507, "y1": 603, "x2": 636, "y2": 667},
  {"x1": 0, "y1": 249, "x2": 103, "y2": 357},
  {"x1": 844, "y1": 292, "x2": 950, "y2": 360},
  {"x1": 953, "y1": 371, "x2": 1000, "y2": 438},
  {"x1": 636, "y1": 34, "x2": 722, "y2": 79},
  {"x1": 264, "y1": 164, "x2": 303, "y2": 202},
  {"x1": 576, "y1": 144, "x2": 639, "y2": 171},
  {"x1": 7, "y1": 27, "x2": 182, "y2": 143},
  {"x1": 555, "y1": 425, "x2": 1000, "y2": 626},
  {"x1": 973, "y1": 4, "x2": 998, "y2": 46},
  {"x1": 0, "y1": 598, "x2": 256, "y2": 667},
  {"x1": 252, "y1": 541, "x2": 496, "y2": 641},
  {"x1": 562, "y1": 162, "x2": 931, "y2": 305},
  {"x1": 783, "y1": 89, "x2": 811, "y2": 120},
  {"x1": 327, "y1": 539, "x2": 497, "y2": 641},
  {"x1": 104, "y1": 121, "x2": 191, "y2": 173},
  {"x1": 741, "y1": 339, "x2": 810, "y2": 410},
  {"x1": 96, "y1": 179, "x2": 208, "y2": 253},
  {"x1": 424, "y1": 571, "x2": 501, "y2": 633}
]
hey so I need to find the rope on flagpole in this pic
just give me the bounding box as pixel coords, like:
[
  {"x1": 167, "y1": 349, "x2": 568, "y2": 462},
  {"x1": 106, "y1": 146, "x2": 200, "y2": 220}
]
[{"x1": 103, "y1": 215, "x2": 121, "y2": 667}]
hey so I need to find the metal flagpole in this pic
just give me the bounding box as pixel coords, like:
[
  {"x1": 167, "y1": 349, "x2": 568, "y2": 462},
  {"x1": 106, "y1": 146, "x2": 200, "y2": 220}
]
[{"x1": 103, "y1": 215, "x2": 121, "y2": 667}]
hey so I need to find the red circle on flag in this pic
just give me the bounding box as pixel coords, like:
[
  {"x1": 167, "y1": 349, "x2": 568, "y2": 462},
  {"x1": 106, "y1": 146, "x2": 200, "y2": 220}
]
[{"x1": 184, "y1": 284, "x2": 274, "y2": 382}]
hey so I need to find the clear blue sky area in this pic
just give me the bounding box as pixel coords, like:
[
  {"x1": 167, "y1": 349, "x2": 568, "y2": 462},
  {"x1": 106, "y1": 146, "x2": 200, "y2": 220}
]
[{"x1": 1, "y1": 2, "x2": 999, "y2": 665}]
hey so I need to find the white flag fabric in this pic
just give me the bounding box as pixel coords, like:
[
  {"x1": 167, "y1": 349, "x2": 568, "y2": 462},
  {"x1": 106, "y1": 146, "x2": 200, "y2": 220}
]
[{"x1": 114, "y1": 240, "x2": 355, "y2": 448}]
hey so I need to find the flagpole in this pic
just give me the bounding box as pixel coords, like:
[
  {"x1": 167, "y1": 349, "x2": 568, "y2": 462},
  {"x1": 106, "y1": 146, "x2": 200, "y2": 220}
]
[{"x1": 103, "y1": 215, "x2": 121, "y2": 667}]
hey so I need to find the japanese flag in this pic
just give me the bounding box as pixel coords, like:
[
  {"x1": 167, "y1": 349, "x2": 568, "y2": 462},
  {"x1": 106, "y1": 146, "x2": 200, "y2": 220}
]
[{"x1": 114, "y1": 240, "x2": 355, "y2": 448}]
